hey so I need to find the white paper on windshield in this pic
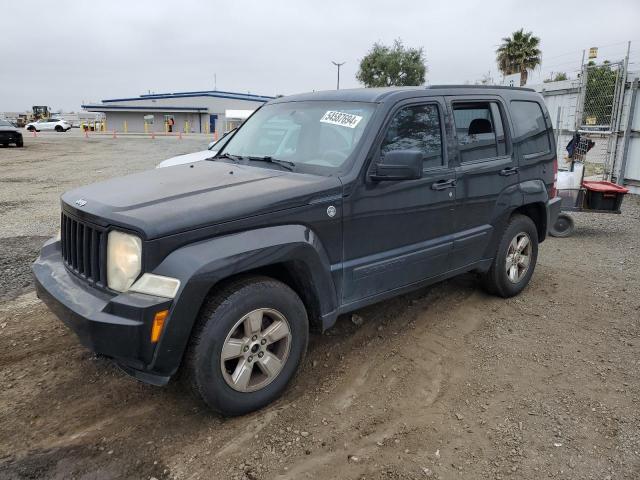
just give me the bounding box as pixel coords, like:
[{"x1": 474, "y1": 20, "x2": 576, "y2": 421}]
[{"x1": 320, "y1": 111, "x2": 363, "y2": 129}]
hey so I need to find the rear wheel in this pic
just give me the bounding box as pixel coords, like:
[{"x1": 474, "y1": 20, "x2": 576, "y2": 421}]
[
  {"x1": 16, "y1": 139, "x2": 23, "y2": 147},
  {"x1": 26, "y1": 126, "x2": 35, "y2": 131},
  {"x1": 184, "y1": 276, "x2": 308, "y2": 416},
  {"x1": 549, "y1": 213, "x2": 574, "y2": 238},
  {"x1": 482, "y1": 214, "x2": 539, "y2": 298},
  {"x1": 55, "y1": 125, "x2": 63, "y2": 132}
]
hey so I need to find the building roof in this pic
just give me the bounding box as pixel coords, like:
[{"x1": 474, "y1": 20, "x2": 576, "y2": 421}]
[
  {"x1": 100, "y1": 90, "x2": 274, "y2": 104},
  {"x1": 81, "y1": 104, "x2": 208, "y2": 113}
]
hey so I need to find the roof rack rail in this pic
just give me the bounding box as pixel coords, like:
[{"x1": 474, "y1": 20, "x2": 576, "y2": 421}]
[{"x1": 426, "y1": 84, "x2": 535, "y2": 92}]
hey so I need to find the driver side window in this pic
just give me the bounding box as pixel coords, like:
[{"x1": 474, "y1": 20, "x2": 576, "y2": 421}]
[{"x1": 381, "y1": 104, "x2": 443, "y2": 170}]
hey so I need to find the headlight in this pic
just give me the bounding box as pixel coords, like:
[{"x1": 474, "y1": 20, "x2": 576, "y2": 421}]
[{"x1": 107, "y1": 230, "x2": 142, "y2": 292}]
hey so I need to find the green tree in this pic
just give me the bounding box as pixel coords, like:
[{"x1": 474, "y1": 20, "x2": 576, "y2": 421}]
[
  {"x1": 496, "y1": 29, "x2": 542, "y2": 86},
  {"x1": 583, "y1": 61, "x2": 618, "y2": 126},
  {"x1": 544, "y1": 72, "x2": 568, "y2": 83},
  {"x1": 356, "y1": 39, "x2": 426, "y2": 88}
]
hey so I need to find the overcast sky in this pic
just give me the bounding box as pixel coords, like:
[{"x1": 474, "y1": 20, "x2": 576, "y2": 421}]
[{"x1": 1, "y1": 0, "x2": 639, "y2": 111}]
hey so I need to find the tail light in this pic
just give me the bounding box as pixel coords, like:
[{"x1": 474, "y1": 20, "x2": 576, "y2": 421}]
[{"x1": 550, "y1": 155, "x2": 558, "y2": 198}]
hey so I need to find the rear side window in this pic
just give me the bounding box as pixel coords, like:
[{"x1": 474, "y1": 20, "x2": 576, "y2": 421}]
[
  {"x1": 510, "y1": 101, "x2": 551, "y2": 155},
  {"x1": 452, "y1": 102, "x2": 507, "y2": 163},
  {"x1": 381, "y1": 104, "x2": 443, "y2": 170}
]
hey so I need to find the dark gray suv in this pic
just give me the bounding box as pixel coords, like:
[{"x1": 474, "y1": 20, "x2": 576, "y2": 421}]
[{"x1": 33, "y1": 86, "x2": 561, "y2": 415}]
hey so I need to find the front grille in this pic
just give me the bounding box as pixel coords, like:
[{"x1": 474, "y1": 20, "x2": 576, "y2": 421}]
[
  {"x1": 0, "y1": 132, "x2": 18, "y2": 141},
  {"x1": 60, "y1": 212, "x2": 107, "y2": 286}
]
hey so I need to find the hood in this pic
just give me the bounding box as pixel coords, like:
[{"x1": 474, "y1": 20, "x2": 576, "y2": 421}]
[
  {"x1": 61, "y1": 160, "x2": 341, "y2": 239},
  {"x1": 156, "y1": 149, "x2": 214, "y2": 168},
  {"x1": 0, "y1": 125, "x2": 19, "y2": 132}
]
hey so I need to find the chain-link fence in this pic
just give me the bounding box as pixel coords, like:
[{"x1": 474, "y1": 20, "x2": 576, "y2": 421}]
[
  {"x1": 573, "y1": 60, "x2": 626, "y2": 179},
  {"x1": 546, "y1": 59, "x2": 628, "y2": 182}
]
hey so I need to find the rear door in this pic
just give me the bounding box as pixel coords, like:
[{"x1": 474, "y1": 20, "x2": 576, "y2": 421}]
[{"x1": 446, "y1": 96, "x2": 520, "y2": 269}]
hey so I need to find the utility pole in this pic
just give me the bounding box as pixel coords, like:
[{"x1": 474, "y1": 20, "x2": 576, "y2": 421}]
[{"x1": 332, "y1": 61, "x2": 345, "y2": 90}]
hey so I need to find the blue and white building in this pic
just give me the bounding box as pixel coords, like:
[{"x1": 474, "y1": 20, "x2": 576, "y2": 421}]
[{"x1": 82, "y1": 90, "x2": 274, "y2": 134}]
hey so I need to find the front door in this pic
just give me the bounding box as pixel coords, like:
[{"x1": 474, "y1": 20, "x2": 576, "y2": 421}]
[
  {"x1": 342, "y1": 99, "x2": 457, "y2": 305},
  {"x1": 446, "y1": 96, "x2": 520, "y2": 269}
]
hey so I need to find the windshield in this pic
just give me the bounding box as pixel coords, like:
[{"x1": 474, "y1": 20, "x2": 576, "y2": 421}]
[{"x1": 218, "y1": 101, "x2": 376, "y2": 174}]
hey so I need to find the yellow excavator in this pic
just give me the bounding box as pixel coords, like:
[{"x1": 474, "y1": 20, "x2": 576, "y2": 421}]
[{"x1": 31, "y1": 106, "x2": 50, "y2": 121}]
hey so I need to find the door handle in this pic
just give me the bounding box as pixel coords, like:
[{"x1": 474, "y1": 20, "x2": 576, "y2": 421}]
[
  {"x1": 499, "y1": 167, "x2": 518, "y2": 176},
  {"x1": 431, "y1": 179, "x2": 456, "y2": 190}
]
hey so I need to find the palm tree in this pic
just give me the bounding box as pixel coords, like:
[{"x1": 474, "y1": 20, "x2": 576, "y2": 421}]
[{"x1": 496, "y1": 29, "x2": 541, "y2": 86}]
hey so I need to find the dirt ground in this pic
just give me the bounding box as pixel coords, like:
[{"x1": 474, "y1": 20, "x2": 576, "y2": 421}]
[{"x1": 1, "y1": 133, "x2": 639, "y2": 480}]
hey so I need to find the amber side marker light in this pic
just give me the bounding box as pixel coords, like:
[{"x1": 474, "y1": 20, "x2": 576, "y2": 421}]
[{"x1": 151, "y1": 310, "x2": 169, "y2": 343}]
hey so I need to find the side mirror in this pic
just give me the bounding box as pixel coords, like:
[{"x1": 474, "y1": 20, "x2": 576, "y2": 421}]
[{"x1": 370, "y1": 150, "x2": 423, "y2": 181}]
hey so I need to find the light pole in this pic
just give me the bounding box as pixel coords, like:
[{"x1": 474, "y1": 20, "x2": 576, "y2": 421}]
[{"x1": 332, "y1": 61, "x2": 345, "y2": 90}]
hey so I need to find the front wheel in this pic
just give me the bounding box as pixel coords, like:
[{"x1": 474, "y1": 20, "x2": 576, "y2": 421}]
[
  {"x1": 482, "y1": 214, "x2": 539, "y2": 298},
  {"x1": 55, "y1": 125, "x2": 63, "y2": 132},
  {"x1": 184, "y1": 276, "x2": 308, "y2": 416}
]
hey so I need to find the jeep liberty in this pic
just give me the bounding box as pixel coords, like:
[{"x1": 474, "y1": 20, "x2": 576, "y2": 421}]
[{"x1": 33, "y1": 86, "x2": 562, "y2": 415}]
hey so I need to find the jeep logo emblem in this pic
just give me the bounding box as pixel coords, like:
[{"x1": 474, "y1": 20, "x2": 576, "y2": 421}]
[
  {"x1": 75, "y1": 199, "x2": 87, "y2": 207},
  {"x1": 326, "y1": 205, "x2": 336, "y2": 218}
]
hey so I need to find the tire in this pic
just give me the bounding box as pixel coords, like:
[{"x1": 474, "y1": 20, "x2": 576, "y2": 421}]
[
  {"x1": 1, "y1": 143, "x2": 7, "y2": 148},
  {"x1": 55, "y1": 125, "x2": 63, "y2": 132},
  {"x1": 26, "y1": 126, "x2": 35, "y2": 131},
  {"x1": 184, "y1": 276, "x2": 308, "y2": 416},
  {"x1": 482, "y1": 214, "x2": 539, "y2": 298},
  {"x1": 549, "y1": 213, "x2": 574, "y2": 238},
  {"x1": 16, "y1": 140, "x2": 24, "y2": 148}
]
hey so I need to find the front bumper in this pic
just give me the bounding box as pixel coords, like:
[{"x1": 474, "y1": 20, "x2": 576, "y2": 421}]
[
  {"x1": 0, "y1": 131, "x2": 22, "y2": 144},
  {"x1": 33, "y1": 238, "x2": 173, "y2": 385}
]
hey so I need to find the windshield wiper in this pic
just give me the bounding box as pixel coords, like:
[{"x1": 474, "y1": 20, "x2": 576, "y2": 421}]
[
  {"x1": 246, "y1": 156, "x2": 295, "y2": 171},
  {"x1": 213, "y1": 152, "x2": 242, "y2": 163}
]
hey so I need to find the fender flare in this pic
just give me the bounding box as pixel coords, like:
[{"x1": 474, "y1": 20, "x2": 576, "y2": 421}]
[
  {"x1": 518, "y1": 179, "x2": 551, "y2": 241},
  {"x1": 484, "y1": 180, "x2": 550, "y2": 258},
  {"x1": 148, "y1": 224, "x2": 338, "y2": 376}
]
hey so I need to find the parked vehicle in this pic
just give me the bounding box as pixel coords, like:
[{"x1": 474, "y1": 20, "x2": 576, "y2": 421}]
[
  {"x1": 0, "y1": 119, "x2": 23, "y2": 147},
  {"x1": 25, "y1": 118, "x2": 72, "y2": 132},
  {"x1": 157, "y1": 129, "x2": 236, "y2": 168},
  {"x1": 33, "y1": 86, "x2": 561, "y2": 415}
]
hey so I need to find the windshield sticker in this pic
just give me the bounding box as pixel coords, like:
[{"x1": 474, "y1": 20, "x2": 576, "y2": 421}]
[{"x1": 320, "y1": 111, "x2": 363, "y2": 129}]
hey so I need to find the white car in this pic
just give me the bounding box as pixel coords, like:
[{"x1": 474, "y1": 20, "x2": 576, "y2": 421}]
[
  {"x1": 156, "y1": 130, "x2": 234, "y2": 168},
  {"x1": 25, "y1": 118, "x2": 72, "y2": 132}
]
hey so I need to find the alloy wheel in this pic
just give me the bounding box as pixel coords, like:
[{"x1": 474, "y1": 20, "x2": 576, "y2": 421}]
[
  {"x1": 220, "y1": 308, "x2": 292, "y2": 392},
  {"x1": 505, "y1": 232, "x2": 532, "y2": 283}
]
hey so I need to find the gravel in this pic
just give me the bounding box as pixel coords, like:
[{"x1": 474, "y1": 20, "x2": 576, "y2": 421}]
[
  {"x1": 0, "y1": 129, "x2": 208, "y2": 239},
  {"x1": 1, "y1": 133, "x2": 639, "y2": 479},
  {"x1": 0, "y1": 236, "x2": 49, "y2": 301}
]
